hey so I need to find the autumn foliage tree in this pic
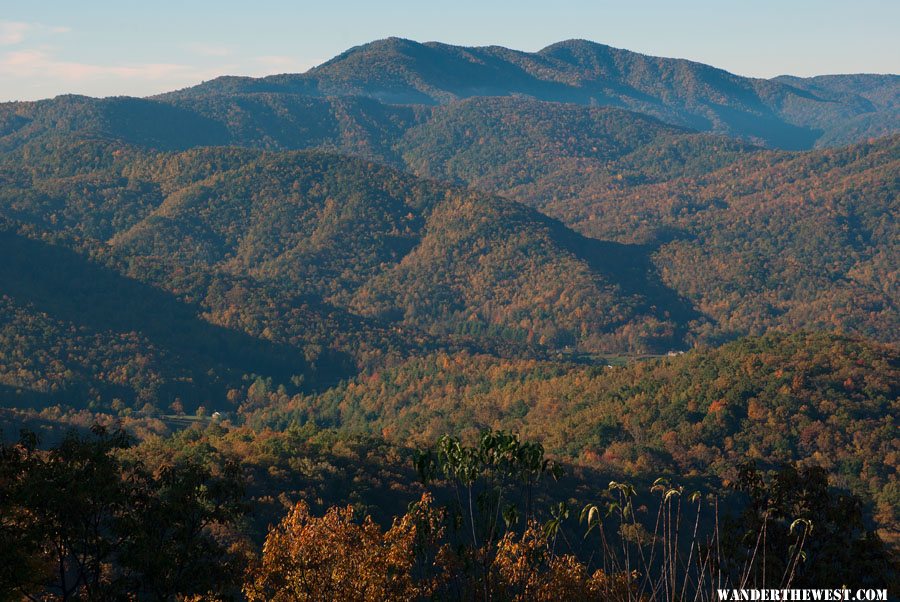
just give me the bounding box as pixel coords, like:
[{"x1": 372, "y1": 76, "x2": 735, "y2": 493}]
[{"x1": 244, "y1": 492, "x2": 446, "y2": 601}]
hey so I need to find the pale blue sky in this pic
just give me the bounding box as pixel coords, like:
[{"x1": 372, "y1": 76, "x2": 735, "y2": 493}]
[{"x1": 1, "y1": 0, "x2": 897, "y2": 101}]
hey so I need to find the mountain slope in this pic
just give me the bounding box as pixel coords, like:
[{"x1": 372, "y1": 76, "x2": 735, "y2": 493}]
[
  {"x1": 106, "y1": 148, "x2": 692, "y2": 353},
  {"x1": 395, "y1": 96, "x2": 760, "y2": 208},
  {"x1": 1, "y1": 131, "x2": 896, "y2": 364},
  {"x1": 0, "y1": 93, "x2": 423, "y2": 163},
  {"x1": 0, "y1": 95, "x2": 231, "y2": 151},
  {"x1": 0, "y1": 93, "x2": 764, "y2": 198},
  {"x1": 166, "y1": 38, "x2": 899, "y2": 149},
  {"x1": 0, "y1": 139, "x2": 698, "y2": 391},
  {"x1": 348, "y1": 190, "x2": 696, "y2": 350},
  {"x1": 250, "y1": 331, "x2": 900, "y2": 533},
  {"x1": 0, "y1": 227, "x2": 322, "y2": 412},
  {"x1": 545, "y1": 134, "x2": 900, "y2": 344}
]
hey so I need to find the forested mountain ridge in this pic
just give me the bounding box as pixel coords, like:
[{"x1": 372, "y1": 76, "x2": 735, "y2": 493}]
[
  {"x1": 0, "y1": 140, "x2": 695, "y2": 397},
  {"x1": 395, "y1": 96, "x2": 761, "y2": 200},
  {"x1": 0, "y1": 93, "x2": 764, "y2": 196},
  {"x1": 0, "y1": 93, "x2": 425, "y2": 162},
  {"x1": 4, "y1": 131, "x2": 895, "y2": 355},
  {"x1": 544, "y1": 134, "x2": 900, "y2": 344},
  {"x1": 1, "y1": 39, "x2": 896, "y2": 156},
  {"x1": 161, "y1": 37, "x2": 899, "y2": 149},
  {"x1": 248, "y1": 331, "x2": 899, "y2": 532},
  {"x1": 4, "y1": 85, "x2": 895, "y2": 347}
]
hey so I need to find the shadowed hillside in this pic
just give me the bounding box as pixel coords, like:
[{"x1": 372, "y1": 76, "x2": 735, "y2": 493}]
[{"x1": 0, "y1": 228, "x2": 357, "y2": 411}]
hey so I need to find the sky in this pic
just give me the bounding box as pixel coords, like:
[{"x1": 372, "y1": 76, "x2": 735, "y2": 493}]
[{"x1": 1, "y1": 0, "x2": 898, "y2": 102}]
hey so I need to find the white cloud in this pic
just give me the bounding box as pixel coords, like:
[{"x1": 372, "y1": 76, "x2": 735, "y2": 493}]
[
  {"x1": 0, "y1": 21, "x2": 70, "y2": 46},
  {"x1": 0, "y1": 44, "x2": 324, "y2": 100},
  {"x1": 0, "y1": 48, "x2": 196, "y2": 81},
  {"x1": 0, "y1": 21, "x2": 29, "y2": 45}
]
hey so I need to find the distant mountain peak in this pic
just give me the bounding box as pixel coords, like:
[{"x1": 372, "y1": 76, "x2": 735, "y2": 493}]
[
  {"x1": 8, "y1": 37, "x2": 894, "y2": 150},
  {"x1": 312, "y1": 37, "x2": 429, "y2": 67},
  {"x1": 538, "y1": 38, "x2": 615, "y2": 53}
]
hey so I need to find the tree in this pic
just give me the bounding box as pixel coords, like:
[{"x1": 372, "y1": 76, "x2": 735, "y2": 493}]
[
  {"x1": 118, "y1": 457, "x2": 248, "y2": 599},
  {"x1": 0, "y1": 431, "x2": 44, "y2": 600},
  {"x1": 722, "y1": 462, "x2": 898, "y2": 591},
  {"x1": 0, "y1": 425, "x2": 131, "y2": 600},
  {"x1": 244, "y1": 493, "x2": 444, "y2": 602},
  {"x1": 0, "y1": 425, "x2": 249, "y2": 600}
]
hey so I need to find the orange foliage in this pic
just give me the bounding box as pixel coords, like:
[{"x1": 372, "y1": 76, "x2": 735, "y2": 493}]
[{"x1": 244, "y1": 493, "x2": 445, "y2": 601}]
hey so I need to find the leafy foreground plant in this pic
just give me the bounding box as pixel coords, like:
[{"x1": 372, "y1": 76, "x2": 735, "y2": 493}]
[
  {"x1": 580, "y1": 468, "x2": 896, "y2": 601},
  {"x1": 248, "y1": 430, "x2": 896, "y2": 601},
  {"x1": 2, "y1": 426, "x2": 894, "y2": 600}
]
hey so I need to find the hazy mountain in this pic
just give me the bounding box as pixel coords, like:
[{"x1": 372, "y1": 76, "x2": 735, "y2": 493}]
[
  {"x1": 773, "y1": 74, "x2": 899, "y2": 110},
  {"x1": 394, "y1": 96, "x2": 761, "y2": 207},
  {"x1": 164, "y1": 38, "x2": 899, "y2": 149},
  {"x1": 4, "y1": 40, "x2": 894, "y2": 153}
]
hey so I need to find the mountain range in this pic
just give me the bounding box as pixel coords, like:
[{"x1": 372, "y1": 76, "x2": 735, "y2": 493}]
[
  {"x1": 0, "y1": 34, "x2": 898, "y2": 550},
  {"x1": 161, "y1": 38, "x2": 899, "y2": 149},
  {"x1": 0, "y1": 38, "x2": 897, "y2": 411},
  {"x1": 0, "y1": 38, "x2": 896, "y2": 155}
]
